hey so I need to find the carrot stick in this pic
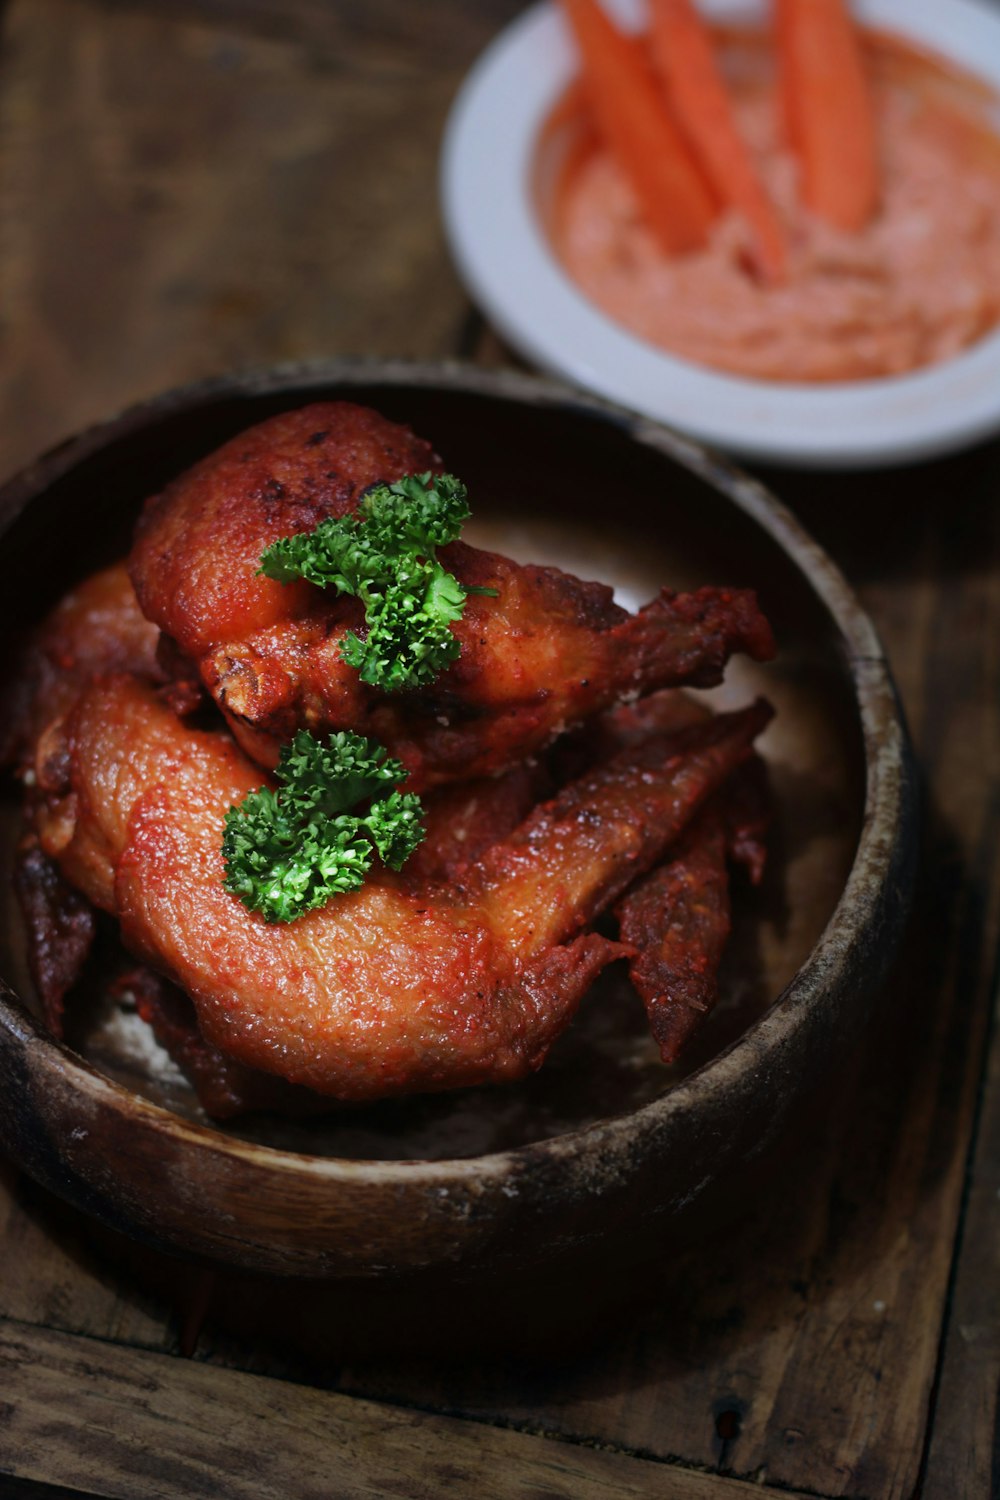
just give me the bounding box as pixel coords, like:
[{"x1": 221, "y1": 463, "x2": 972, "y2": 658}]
[
  {"x1": 559, "y1": 0, "x2": 716, "y2": 255},
  {"x1": 775, "y1": 0, "x2": 880, "y2": 232},
  {"x1": 649, "y1": 0, "x2": 787, "y2": 282},
  {"x1": 540, "y1": 74, "x2": 591, "y2": 137}
]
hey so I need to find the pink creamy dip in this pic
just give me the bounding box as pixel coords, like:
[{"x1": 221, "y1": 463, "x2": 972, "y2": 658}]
[{"x1": 547, "y1": 31, "x2": 1000, "y2": 382}]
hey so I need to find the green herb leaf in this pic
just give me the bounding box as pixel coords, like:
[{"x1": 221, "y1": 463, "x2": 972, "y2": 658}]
[
  {"x1": 222, "y1": 729, "x2": 425, "y2": 923},
  {"x1": 258, "y1": 472, "x2": 497, "y2": 691}
]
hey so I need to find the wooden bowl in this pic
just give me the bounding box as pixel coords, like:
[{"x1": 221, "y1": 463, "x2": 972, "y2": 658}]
[{"x1": 0, "y1": 360, "x2": 916, "y2": 1280}]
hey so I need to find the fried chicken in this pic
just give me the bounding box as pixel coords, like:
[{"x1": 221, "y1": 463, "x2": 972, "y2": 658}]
[
  {"x1": 7, "y1": 401, "x2": 779, "y2": 1102},
  {"x1": 617, "y1": 804, "x2": 732, "y2": 1063},
  {"x1": 1, "y1": 560, "x2": 162, "y2": 770},
  {"x1": 0, "y1": 562, "x2": 168, "y2": 1030},
  {"x1": 33, "y1": 676, "x2": 771, "y2": 1100},
  {"x1": 561, "y1": 689, "x2": 771, "y2": 1058},
  {"x1": 129, "y1": 402, "x2": 775, "y2": 786}
]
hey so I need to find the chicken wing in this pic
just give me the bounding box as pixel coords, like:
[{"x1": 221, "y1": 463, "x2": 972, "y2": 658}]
[
  {"x1": 111, "y1": 965, "x2": 331, "y2": 1119},
  {"x1": 616, "y1": 804, "x2": 732, "y2": 1063},
  {"x1": 3, "y1": 561, "x2": 171, "y2": 1028},
  {"x1": 565, "y1": 689, "x2": 771, "y2": 1059},
  {"x1": 404, "y1": 759, "x2": 553, "y2": 887},
  {"x1": 129, "y1": 402, "x2": 775, "y2": 785},
  {"x1": 1, "y1": 560, "x2": 163, "y2": 770},
  {"x1": 35, "y1": 676, "x2": 771, "y2": 1100},
  {"x1": 12, "y1": 827, "x2": 96, "y2": 1037}
]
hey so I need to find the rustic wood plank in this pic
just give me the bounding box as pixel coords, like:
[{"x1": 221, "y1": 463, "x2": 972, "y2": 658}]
[
  {"x1": 0, "y1": 1315, "x2": 816, "y2": 1500},
  {"x1": 0, "y1": 1164, "x2": 175, "y2": 1351},
  {"x1": 101, "y1": 0, "x2": 524, "y2": 58},
  {"x1": 0, "y1": 0, "x2": 518, "y2": 480},
  {"x1": 920, "y1": 970, "x2": 1000, "y2": 1498}
]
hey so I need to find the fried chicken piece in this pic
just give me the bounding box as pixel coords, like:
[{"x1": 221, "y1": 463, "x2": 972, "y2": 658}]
[
  {"x1": 566, "y1": 689, "x2": 770, "y2": 1061},
  {"x1": 13, "y1": 826, "x2": 97, "y2": 1037},
  {"x1": 408, "y1": 695, "x2": 734, "y2": 890},
  {"x1": 413, "y1": 696, "x2": 771, "y2": 1066},
  {"x1": 723, "y1": 751, "x2": 771, "y2": 886},
  {"x1": 616, "y1": 803, "x2": 732, "y2": 1064},
  {"x1": 552, "y1": 685, "x2": 712, "y2": 783},
  {"x1": 35, "y1": 676, "x2": 771, "y2": 1101},
  {"x1": 1, "y1": 568, "x2": 184, "y2": 1058},
  {"x1": 1, "y1": 561, "x2": 163, "y2": 770},
  {"x1": 109, "y1": 763, "x2": 551, "y2": 1119},
  {"x1": 111, "y1": 966, "x2": 330, "y2": 1120},
  {"x1": 129, "y1": 402, "x2": 775, "y2": 786},
  {"x1": 3, "y1": 562, "x2": 172, "y2": 1026},
  {"x1": 557, "y1": 685, "x2": 772, "y2": 871},
  {"x1": 404, "y1": 759, "x2": 553, "y2": 887},
  {"x1": 130, "y1": 402, "x2": 442, "y2": 662},
  {"x1": 588, "y1": 689, "x2": 772, "y2": 881}
]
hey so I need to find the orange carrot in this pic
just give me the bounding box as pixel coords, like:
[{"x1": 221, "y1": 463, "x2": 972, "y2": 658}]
[
  {"x1": 559, "y1": 0, "x2": 715, "y2": 255},
  {"x1": 649, "y1": 0, "x2": 787, "y2": 282},
  {"x1": 775, "y1": 0, "x2": 880, "y2": 232},
  {"x1": 540, "y1": 74, "x2": 591, "y2": 137},
  {"x1": 539, "y1": 81, "x2": 604, "y2": 245}
]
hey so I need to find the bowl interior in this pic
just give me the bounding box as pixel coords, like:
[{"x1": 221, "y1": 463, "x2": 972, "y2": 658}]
[{"x1": 0, "y1": 374, "x2": 864, "y2": 1163}]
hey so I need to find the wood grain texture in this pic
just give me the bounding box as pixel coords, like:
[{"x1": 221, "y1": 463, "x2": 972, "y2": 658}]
[
  {"x1": 0, "y1": 1164, "x2": 173, "y2": 1351},
  {"x1": 769, "y1": 446, "x2": 1000, "y2": 1498},
  {"x1": 0, "y1": 1315, "x2": 810, "y2": 1500},
  {"x1": 0, "y1": 0, "x2": 523, "y2": 481},
  {"x1": 921, "y1": 990, "x2": 1000, "y2": 1497},
  {"x1": 104, "y1": 0, "x2": 526, "y2": 57}
]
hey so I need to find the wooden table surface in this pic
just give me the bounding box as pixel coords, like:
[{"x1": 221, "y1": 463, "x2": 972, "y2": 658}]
[{"x1": 1, "y1": 2, "x2": 998, "y2": 1497}]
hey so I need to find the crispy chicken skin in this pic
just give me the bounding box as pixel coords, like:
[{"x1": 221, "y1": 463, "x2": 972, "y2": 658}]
[
  {"x1": 405, "y1": 760, "x2": 553, "y2": 887},
  {"x1": 13, "y1": 828, "x2": 96, "y2": 1037},
  {"x1": 617, "y1": 805, "x2": 732, "y2": 1063},
  {"x1": 567, "y1": 690, "x2": 771, "y2": 1057},
  {"x1": 1, "y1": 561, "x2": 162, "y2": 770},
  {"x1": 34, "y1": 676, "x2": 770, "y2": 1100},
  {"x1": 130, "y1": 402, "x2": 441, "y2": 660},
  {"x1": 2, "y1": 562, "x2": 167, "y2": 1030},
  {"x1": 129, "y1": 402, "x2": 774, "y2": 785},
  {"x1": 7, "y1": 402, "x2": 777, "y2": 1097}
]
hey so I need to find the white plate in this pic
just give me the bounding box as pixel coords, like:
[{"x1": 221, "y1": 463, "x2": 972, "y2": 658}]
[{"x1": 441, "y1": 0, "x2": 1000, "y2": 468}]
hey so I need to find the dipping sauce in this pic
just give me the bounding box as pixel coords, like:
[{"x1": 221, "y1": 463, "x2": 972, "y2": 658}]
[{"x1": 546, "y1": 31, "x2": 1000, "y2": 382}]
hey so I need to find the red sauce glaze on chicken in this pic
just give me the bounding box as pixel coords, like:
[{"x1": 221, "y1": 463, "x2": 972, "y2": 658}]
[{"x1": 7, "y1": 401, "x2": 778, "y2": 1109}]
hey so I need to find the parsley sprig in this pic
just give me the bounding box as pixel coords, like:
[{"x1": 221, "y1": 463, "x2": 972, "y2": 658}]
[
  {"x1": 258, "y1": 471, "x2": 496, "y2": 692},
  {"x1": 222, "y1": 729, "x2": 425, "y2": 923}
]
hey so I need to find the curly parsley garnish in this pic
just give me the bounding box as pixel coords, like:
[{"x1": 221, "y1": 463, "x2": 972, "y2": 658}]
[
  {"x1": 258, "y1": 471, "x2": 496, "y2": 692},
  {"x1": 223, "y1": 729, "x2": 424, "y2": 923}
]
